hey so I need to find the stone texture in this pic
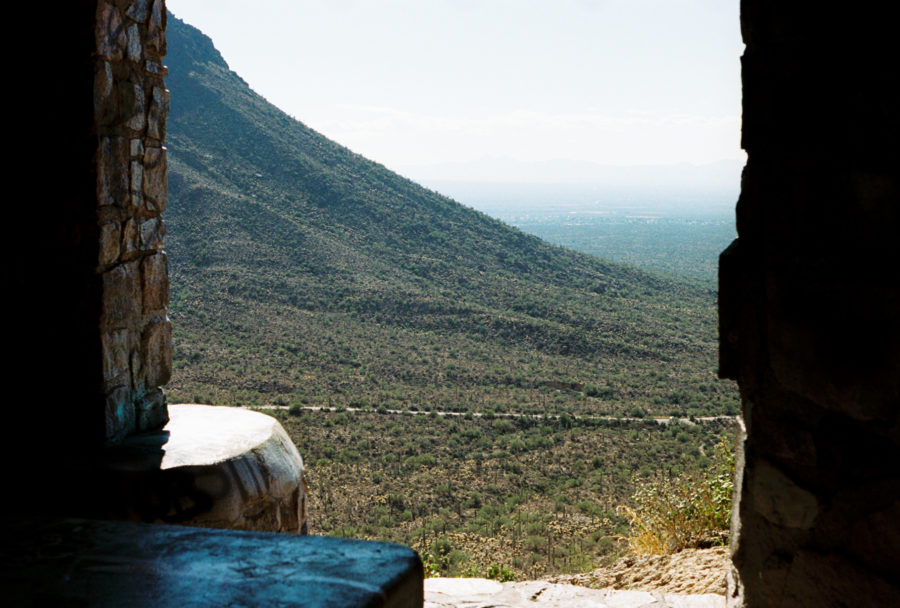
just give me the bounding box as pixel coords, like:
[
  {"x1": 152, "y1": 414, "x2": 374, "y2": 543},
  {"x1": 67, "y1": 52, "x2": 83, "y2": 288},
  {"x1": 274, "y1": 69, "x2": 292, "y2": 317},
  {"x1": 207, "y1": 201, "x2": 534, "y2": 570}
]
[
  {"x1": 126, "y1": 0, "x2": 151, "y2": 23},
  {"x1": 90, "y1": 0, "x2": 171, "y2": 441},
  {"x1": 127, "y1": 23, "x2": 141, "y2": 62},
  {"x1": 121, "y1": 217, "x2": 139, "y2": 255},
  {"x1": 145, "y1": 59, "x2": 165, "y2": 75},
  {"x1": 141, "y1": 251, "x2": 168, "y2": 314},
  {"x1": 424, "y1": 578, "x2": 724, "y2": 608},
  {"x1": 140, "y1": 216, "x2": 165, "y2": 250},
  {"x1": 141, "y1": 316, "x2": 171, "y2": 387},
  {"x1": 102, "y1": 328, "x2": 131, "y2": 385},
  {"x1": 147, "y1": 86, "x2": 169, "y2": 141},
  {"x1": 749, "y1": 460, "x2": 818, "y2": 529},
  {"x1": 751, "y1": 551, "x2": 899, "y2": 608},
  {"x1": 94, "y1": 61, "x2": 115, "y2": 124},
  {"x1": 130, "y1": 137, "x2": 144, "y2": 158},
  {"x1": 146, "y1": 0, "x2": 166, "y2": 56},
  {"x1": 101, "y1": 262, "x2": 140, "y2": 327},
  {"x1": 130, "y1": 159, "x2": 143, "y2": 207},
  {"x1": 97, "y1": 136, "x2": 128, "y2": 206},
  {"x1": 124, "y1": 82, "x2": 146, "y2": 131},
  {"x1": 101, "y1": 405, "x2": 308, "y2": 533},
  {"x1": 99, "y1": 221, "x2": 120, "y2": 266},
  {"x1": 96, "y1": 2, "x2": 125, "y2": 60},
  {"x1": 142, "y1": 145, "x2": 167, "y2": 211},
  {"x1": 135, "y1": 387, "x2": 168, "y2": 432},
  {"x1": 721, "y1": 3, "x2": 900, "y2": 606},
  {"x1": 7, "y1": 0, "x2": 181, "y2": 507},
  {"x1": 3, "y1": 517, "x2": 423, "y2": 608},
  {"x1": 105, "y1": 385, "x2": 135, "y2": 441}
]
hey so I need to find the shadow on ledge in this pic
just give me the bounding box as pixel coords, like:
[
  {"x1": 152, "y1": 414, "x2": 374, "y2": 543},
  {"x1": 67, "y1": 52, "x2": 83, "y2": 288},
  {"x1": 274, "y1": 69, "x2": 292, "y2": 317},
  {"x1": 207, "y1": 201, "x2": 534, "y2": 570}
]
[
  {"x1": 1, "y1": 404, "x2": 425, "y2": 607},
  {"x1": 3, "y1": 516, "x2": 424, "y2": 607},
  {"x1": 95, "y1": 404, "x2": 308, "y2": 533}
]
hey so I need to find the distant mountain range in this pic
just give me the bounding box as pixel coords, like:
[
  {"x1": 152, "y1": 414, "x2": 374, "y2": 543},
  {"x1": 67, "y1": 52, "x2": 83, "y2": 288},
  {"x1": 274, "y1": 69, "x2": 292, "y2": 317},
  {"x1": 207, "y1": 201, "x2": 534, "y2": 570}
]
[{"x1": 161, "y1": 13, "x2": 737, "y2": 417}]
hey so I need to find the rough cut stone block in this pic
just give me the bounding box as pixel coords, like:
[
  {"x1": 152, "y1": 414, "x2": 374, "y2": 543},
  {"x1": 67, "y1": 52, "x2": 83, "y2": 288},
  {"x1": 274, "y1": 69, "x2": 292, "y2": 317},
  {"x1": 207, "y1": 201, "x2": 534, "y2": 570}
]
[
  {"x1": 102, "y1": 329, "x2": 131, "y2": 385},
  {"x1": 105, "y1": 385, "x2": 135, "y2": 441},
  {"x1": 127, "y1": 24, "x2": 141, "y2": 62},
  {"x1": 130, "y1": 350, "x2": 142, "y2": 391},
  {"x1": 750, "y1": 459, "x2": 818, "y2": 529},
  {"x1": 99, "y1": 222, "x2": 120, "y2": 266},
  {"x1": 130, "y1": 138, "x2": 144, "y2": 158},
  {"x1": 140, "y1": 217, "x2": 165, "y2": 251},
  {"x1": 141, "y1": 317, "x2": 172, "y2": 387},
  {"x1": 146, "y1": 0, "x2": 166, "y2": 56},
  {"x1": 144, "y1": 59, "x2": 165, "y2": 75},
  {"x1": 101, "y1": 262, "x2": 140, "y2": 327},
  {"x1": 147, "y1": 87, "x2": 169, "y2": 141},
  {"x1": 141, "y1": 252, "x2": 168, "y2": 314},
  {"x1": 135, "y1": 387, "x2": 168, "y2": 431},
  {"x1": 97, "y1": 137, "x2": 128, "y2": 207},
  {"x1": 754, "y1": 550, "x2": 899, "y2": 607},
  {"x1": 124, "y1": 83, "x2": 146, "y2": 132},
  {"x1": 121, "y1": 218, "x2": 139, "y2": 256},
  {"x1": 142, "y1": 146, "x2": 167, "y2": 211},
  {"x1": 96, "y1": 2, "x2": 125, "y2": 61},
  {"x1": 130, "y1": 160, "x2": 143, "y2": 195},
  {"x1": 130, "y1": 158, "x2": 145, "y2": 209},
  {"x1": 94, "y1": 61, "x2": 115, "y2": 126},
  {"x1": 126, "y1": 0, "x2": 151, "y2": 23}
]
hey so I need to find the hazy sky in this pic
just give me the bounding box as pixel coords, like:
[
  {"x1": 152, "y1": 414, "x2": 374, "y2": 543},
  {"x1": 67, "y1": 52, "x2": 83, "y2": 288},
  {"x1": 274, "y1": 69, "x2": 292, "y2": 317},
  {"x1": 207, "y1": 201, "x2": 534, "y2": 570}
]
[{"x1": 166, "y1": 0, "x2": 744, "y2": 174}]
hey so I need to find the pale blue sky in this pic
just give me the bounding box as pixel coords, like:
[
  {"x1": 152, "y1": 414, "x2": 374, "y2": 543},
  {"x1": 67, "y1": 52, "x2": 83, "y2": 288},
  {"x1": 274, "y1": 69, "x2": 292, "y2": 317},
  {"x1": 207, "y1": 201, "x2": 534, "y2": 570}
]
[{"x1": 167, "y1": 0, "x2": 744, "y2": 175}]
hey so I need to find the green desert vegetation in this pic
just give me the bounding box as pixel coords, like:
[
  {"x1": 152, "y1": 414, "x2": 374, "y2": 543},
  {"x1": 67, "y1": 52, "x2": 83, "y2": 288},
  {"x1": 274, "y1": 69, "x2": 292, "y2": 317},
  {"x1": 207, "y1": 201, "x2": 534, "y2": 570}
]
[
  {"x1": 273, "y1": 406, "x2": 737, "y2": 579},
  {"x1": 164, "y1": 15, "x2": 739, "y2": 421},
  {"x1": 621, "y1": 437, "x2": 735, "y2": 555},
  {"x1": 163, "y1": 13, "x2": 739, "y2": 579}
]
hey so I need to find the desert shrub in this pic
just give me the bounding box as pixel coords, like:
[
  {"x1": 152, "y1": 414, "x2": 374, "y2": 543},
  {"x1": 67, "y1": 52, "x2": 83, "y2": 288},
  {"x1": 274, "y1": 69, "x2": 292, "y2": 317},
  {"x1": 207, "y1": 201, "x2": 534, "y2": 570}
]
[
  {"x1": 487, "y1": 563, "x2": 516, "y2": 582},
  {"x1": 621, "y1": 438, "x2": 735, "y2": 554}
]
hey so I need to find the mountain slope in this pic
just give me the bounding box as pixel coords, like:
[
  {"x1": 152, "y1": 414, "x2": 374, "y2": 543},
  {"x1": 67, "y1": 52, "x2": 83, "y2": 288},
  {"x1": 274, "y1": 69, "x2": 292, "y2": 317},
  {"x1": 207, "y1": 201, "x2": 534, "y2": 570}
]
[{"x1": 162, "y1": 14, "x2": 737, "y2": 417}]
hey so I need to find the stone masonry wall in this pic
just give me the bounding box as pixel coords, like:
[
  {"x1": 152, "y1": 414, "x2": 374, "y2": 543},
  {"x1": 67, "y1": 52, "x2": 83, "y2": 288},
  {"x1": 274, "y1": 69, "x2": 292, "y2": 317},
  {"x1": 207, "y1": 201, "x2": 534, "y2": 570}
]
[
  {"x1": 720, "y1": 2, "x2": 899, "y2": 606},
  {"x1": 94, "y1": 0, "x2": 171, "y2": 441}
]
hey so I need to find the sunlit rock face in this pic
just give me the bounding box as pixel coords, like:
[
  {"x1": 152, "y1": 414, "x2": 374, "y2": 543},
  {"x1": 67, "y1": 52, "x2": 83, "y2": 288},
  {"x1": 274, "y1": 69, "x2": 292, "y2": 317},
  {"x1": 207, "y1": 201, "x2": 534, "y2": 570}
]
[{"x1": 720, "y1": 2, "x2": 899, "y2": 606}]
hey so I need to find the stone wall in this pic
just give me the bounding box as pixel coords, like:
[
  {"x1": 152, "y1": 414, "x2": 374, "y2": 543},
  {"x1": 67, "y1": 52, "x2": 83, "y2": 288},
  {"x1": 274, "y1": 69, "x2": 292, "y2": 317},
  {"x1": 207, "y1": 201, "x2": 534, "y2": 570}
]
[
  {"x1": 720, "y1": 2, "x2": 899, "y2": 606},
  {"x1": 94, "y1": 0, "x2": 172, "y2": 441},
  {"x1": 1, "y1": 0, "x2": 173, "y2": 510}
]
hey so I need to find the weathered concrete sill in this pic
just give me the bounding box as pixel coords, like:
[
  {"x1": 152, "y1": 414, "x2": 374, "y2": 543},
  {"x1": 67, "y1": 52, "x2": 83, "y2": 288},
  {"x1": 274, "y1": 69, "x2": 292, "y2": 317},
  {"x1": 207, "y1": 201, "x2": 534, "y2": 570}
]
[
  {"x1": 3, "y1": 517, "x2": 424, "y2": 607},
  {"x1": 424, "y1": 578, "x2": 724, "y2": 608}
]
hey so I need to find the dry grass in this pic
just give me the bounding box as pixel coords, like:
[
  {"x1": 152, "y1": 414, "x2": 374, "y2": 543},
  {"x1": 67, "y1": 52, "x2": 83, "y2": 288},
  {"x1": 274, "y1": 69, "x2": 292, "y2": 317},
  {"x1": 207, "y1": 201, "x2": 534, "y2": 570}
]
[{"x1": 621, "y1": 439, "x2": 734, "y2": 555}]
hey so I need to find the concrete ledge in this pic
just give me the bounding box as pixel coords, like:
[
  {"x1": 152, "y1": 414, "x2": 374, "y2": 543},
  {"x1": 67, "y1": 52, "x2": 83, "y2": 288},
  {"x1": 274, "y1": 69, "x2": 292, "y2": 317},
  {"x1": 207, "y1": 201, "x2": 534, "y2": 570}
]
[
  {"x1": 424, "y1": 578, "x2": 724, "y2": 608},
  {"x1": 3, "y1": 517, "x2": 423, "y2": 607},
  {"x1": 99, "y1": 404, "x2": 307, "y2": 532}
]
